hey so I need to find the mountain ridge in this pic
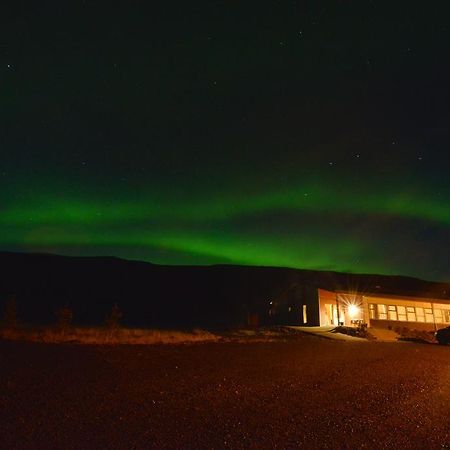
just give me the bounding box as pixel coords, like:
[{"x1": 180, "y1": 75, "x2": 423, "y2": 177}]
[{"x1": 1, "y1": 251, "x2": 449, "y2": 327}]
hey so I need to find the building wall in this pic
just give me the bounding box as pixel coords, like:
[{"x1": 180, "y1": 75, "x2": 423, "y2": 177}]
[
  {"x1": 318, "y1": 289, "x2": 364, "y2": 326},
  {"x1": 263, "y1": 284, "x2": 320, "y2": 326},
  {"x1": 303, "y1": 285, "x2": 320, "y2": 326},
  {"x1": 363, "y1": 294, "x2": 450, "y2": 331},
  {"x1": 319, "y1": 289, "x2": 337, "y2": 326},
  {"x1": 318, "y1": 289, "x2": 450, "y2": 330}
]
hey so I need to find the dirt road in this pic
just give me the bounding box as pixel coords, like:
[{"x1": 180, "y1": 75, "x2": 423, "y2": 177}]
[{"x1": 1, "y1": 336, "x2": 449, "y2": 449}]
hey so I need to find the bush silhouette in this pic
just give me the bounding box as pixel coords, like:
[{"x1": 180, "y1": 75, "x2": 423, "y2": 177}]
[{"x1": 105, "y1": 303, "x2": 122, "y2": 330}]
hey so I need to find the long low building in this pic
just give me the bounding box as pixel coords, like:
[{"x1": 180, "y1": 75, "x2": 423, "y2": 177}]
[
  {"x1": 266, "y1": 283, "x2": 450, "y2": 331},
  {"x1": 317, "y1": 288, "x2": 450, "y2": 331}
]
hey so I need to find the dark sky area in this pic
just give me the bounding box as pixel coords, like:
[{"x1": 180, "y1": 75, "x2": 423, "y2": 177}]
[{"x1": 1, "y1": 1, "x2": 449, "y2": 280}]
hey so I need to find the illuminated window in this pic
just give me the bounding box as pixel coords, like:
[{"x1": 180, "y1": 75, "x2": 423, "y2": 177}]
[
  {"x1": 388, "y1": 305, "x2": 397, "y2": 321},
  {"x1": 407, "y1": 307, "x2": 416, "y2": 322},
  {"x1": 378, "y1": 304, "x2": 387, "y2": 320},
  {"x1": 369, "y1": 304, "x2": 376, "y2": 319},
  {"x1": 444, "y1": 310, "x2": 450, "y2": 323},
  {"x1": 424, "y1": 308, "x2": 434, "y2": 323},
  {"x1": 415, "y1": 307, "x2": 425, "y2": 322},
  {"x1": 303, "y1": 305, "x2": 307, "y2": 324},
  {"x1": 397, "y1": 306, "x2": 407, "y2": 321},
  {"x1": 434, "y1": 309, "x2": 443, "y2": 323}
]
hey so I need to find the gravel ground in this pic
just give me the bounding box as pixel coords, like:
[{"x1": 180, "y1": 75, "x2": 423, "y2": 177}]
[{"x1": 0, "y1": 336, "x2": 449, "y2": 449}]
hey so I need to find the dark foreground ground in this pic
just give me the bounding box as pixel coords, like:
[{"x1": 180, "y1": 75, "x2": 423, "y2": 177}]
[{"x1": 1, "y1": 335, "x2": 449, "y2": 449}]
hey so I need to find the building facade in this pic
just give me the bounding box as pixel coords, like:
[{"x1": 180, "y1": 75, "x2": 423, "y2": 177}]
[{"x1": 318, "y1": 288, "x2": 450, "y2": 331}]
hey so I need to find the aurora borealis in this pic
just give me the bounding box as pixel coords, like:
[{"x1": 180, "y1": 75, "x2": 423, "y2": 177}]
[{"x1": 1, "y1": 2, "x2": 450, "y2": 280}]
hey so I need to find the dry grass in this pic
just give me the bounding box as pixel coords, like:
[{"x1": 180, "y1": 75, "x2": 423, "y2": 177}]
[{"x1": 0, "y1": 326, "x2": 220, "y2": 345}]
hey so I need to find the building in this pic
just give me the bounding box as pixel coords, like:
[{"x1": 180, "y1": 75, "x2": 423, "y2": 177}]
[
  {"x1": 267, "y1": 283, "x2": 450, "y2": 331},
  {"x1": 317, "y1": 288, "x2": 450, "y2": 330}
]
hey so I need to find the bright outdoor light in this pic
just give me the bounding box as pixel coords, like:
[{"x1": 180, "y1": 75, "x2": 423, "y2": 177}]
[{"x1": 348, "y1": 304, "x2": 360, "y2": 318}]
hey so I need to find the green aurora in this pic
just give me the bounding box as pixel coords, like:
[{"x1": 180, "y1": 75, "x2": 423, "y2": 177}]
[
  {"x1": 2, "y1": 175, "x2": 449, "y2": 281},
  {"x1": 2, "y1": 2, "x2": 450, "y2": 281},
  {"x1": 2, "y1": 182, "x2": 449, "y2": 226}
]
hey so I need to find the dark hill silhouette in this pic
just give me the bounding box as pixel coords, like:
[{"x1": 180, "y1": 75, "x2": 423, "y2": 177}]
[{"x1": 1, "y1": 251, "x2": 449, "y2": 328}]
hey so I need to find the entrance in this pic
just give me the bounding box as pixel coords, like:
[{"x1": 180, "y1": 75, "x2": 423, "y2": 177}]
[{"x1": 325, "y1": 304, "x2": 346, "y2": 326}]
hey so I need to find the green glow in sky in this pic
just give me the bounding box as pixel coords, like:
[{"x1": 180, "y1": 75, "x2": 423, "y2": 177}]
[
  {"x1": 1, "y1": 176, "x2": 449, "y2": 281},
  {"x1": 2, "y1": 1, "x2": 450, "y2": 282},
  {"x1": 2, "y1": 180, "x2": 449, "y2": 226}
]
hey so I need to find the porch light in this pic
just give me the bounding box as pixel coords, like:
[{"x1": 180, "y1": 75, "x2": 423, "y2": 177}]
[{"x1": 348, "y1": 304, "x2": 360, "y2": 318}]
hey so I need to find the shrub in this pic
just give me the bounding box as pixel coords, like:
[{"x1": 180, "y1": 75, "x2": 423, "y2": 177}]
[
  {"x1": 394, "y1": 326, "x2": 436, "y2": 343},
  {"x1": 105, "y1": 303, "x2": 122, "y2": 330},
  {"x1": 334, "y1": 324, "x2": 369, "y2": 338}
]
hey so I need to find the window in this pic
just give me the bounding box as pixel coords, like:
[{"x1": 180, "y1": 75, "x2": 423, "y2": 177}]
[
  {"x1": 407, "y1": 307, "x2": 416, "y2": 322},
  {"x1": 378, "y1": 304, "x2": 387, "y2": 320},
  {"x1": 434, "y1": 309, "x2": 443, "y2": 323},
  {"x1": 425, "y1": 308, "x2": 434, "y2": 323},
  {"x1": 397, "y1": 306, "x2": 407, "y2": 322},
  {"x1": 415, "y1": 307, "x2": 425, "y2": 322},
  {"x1": 369, "y1": 304, "x2": 376, "y2": 319},
  {"x1": 388, "y1": 305, "x2": 397, "y2": 321},
  {"x1": 303, "y1": 305, "x2": 307, "y2": 324},
  {"x1": 443, "y1": 310, "x2": 450, "y2": 323},
  {"x1": 369, "y1": 301, "x2": 450, "y2": 323}
]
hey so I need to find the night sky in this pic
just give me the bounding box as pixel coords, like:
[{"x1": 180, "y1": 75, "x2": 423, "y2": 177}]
[{"x1": 1, "y1": 1, "x2": 450, "y2": 281}]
